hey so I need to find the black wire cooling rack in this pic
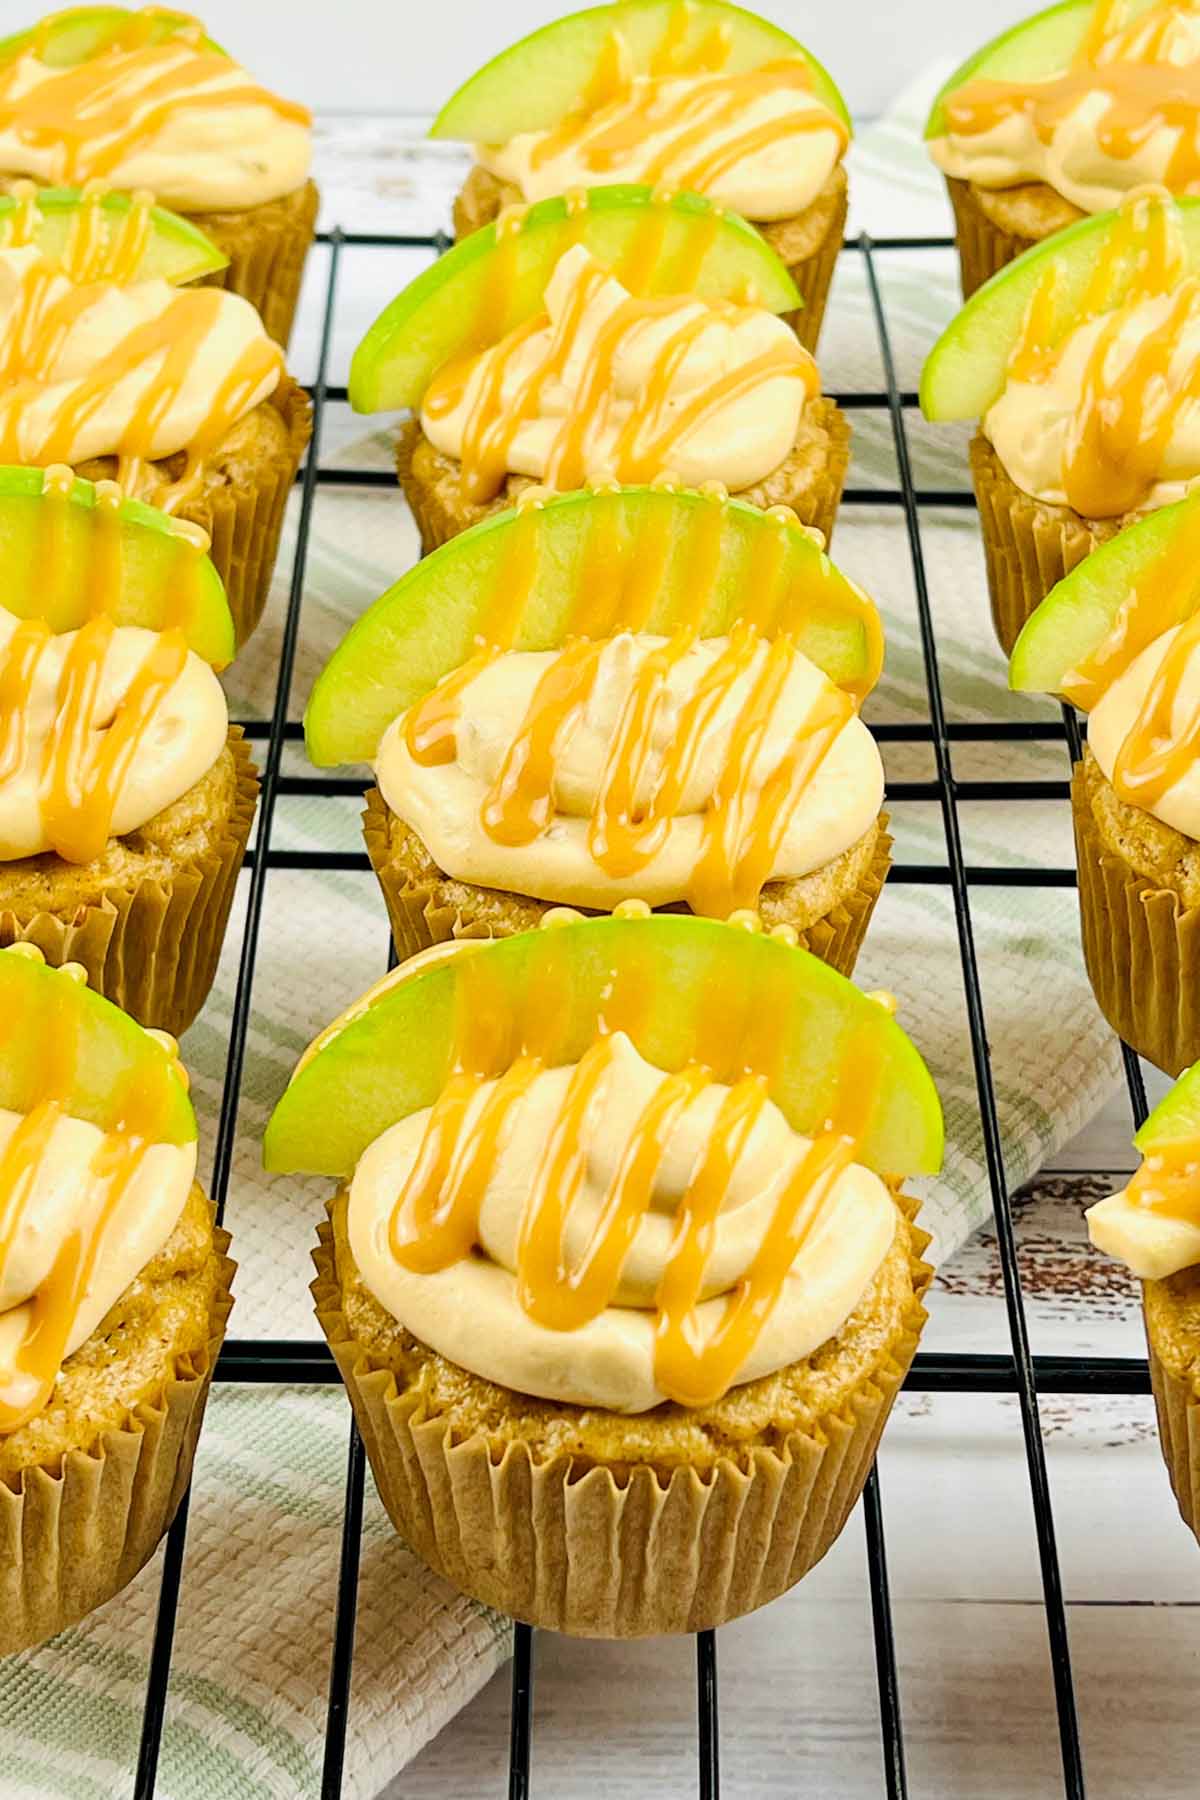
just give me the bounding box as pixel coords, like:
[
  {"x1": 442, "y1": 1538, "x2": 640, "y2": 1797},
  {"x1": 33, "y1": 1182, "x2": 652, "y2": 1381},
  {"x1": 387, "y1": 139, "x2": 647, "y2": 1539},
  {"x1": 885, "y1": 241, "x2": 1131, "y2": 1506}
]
[{"x1": 112, "y1": 224, "x2": 1157, "y2": 1800}]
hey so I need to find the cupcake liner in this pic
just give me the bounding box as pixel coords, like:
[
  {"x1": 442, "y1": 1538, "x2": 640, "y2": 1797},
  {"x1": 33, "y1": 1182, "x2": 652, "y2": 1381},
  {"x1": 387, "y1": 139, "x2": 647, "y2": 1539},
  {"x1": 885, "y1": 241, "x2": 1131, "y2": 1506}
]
[
  {"x1": 0, "y1": 730, "x2": 259, "y2": 1038},
  {"x1": 363, "y1": 788, "x2": 891, "y2": 975},
  {"x1": 945, "y1": 175, "x2": 1040, "y2": 299},
  {"x1": 1072, "y1": 761, "x2": 1200, "y2": 1075},
  {"x1": 0, "y1": 1211, "x2": 233, "y2": 1657},
  {"x1": 187, "y1": 180, "x2": 320, "y2": 350},
  {"x1": 775, "y1": 175, "x2": 849, "y2": 355},
  {"x1": 1145, "y1": 1297, "x2": 1200, "y2": 1544},
  {"x1": 313, "y1": 1199, "x2": 931, "y2": 1637}
]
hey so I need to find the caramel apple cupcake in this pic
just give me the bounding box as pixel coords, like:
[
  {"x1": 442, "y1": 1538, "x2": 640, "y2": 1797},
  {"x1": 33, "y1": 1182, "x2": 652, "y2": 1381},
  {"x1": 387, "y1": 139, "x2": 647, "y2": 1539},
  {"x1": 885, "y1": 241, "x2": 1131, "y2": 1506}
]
[
  {"x1": 923, "y1": 186, "x2": 1200, "y2": 655},
  {"x1": 0, "y1": 464, "x2": 258, "y2": 1034},
  {"x1": 925, "y1": 0, "x2": 1200, "y2": 296},
  {"x1": 1011, "y1": 488, "x2": 1200, "y2": 1073},
  {"x1": 435, "y1": 0, "x2": 851, "y2": 351},
  {"x1": 1086, "y1": 1060, "x2": 1200, "y2": 1545},
  {"x1": 0, "y1": 4, "x2": 317, "y2": 345},
  {"x1": 1, "y1": 944, "x2": 232, "y2": 1655},
  {"x1": 0, "y1": 181, "x2": 310, "y2": 646},
  {"x1": 306, "y1": 483, "x2": 891, "y2": 971},
  {"x1": 349, "y1": 186, "x2": 850, "y2": 553},
  {"x1": 266, "y1": 913, "x2": 941, "y2": 1637}
]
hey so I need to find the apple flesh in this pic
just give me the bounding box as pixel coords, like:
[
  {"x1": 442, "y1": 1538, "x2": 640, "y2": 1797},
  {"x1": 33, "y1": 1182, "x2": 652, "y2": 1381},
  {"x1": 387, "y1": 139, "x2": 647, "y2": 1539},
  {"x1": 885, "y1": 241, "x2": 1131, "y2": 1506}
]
[
  {"x1": 0, "y1": 466, "x2": 235, "y2": 667},
  {"x1": 349, "y1": 184, "x2": 801, "y2": 414},
  {"x1": 431, "y1": 0, "x2": 850, "y2": 145},
  {"x1": 921, "y1": 195, "x2": 1200, "y2": 422},
  {"x1": 1010, "y1": 494, "x2": 1200, "y2": 699},
  {"x1": 306, "y1": 484, "x2": 882, "y2": 766},
  {"x1": 0, "y1": 185, "x2": 227, "y2": 285},
  {"x1": 263, "y1": 914, "x2": 944, "y2": 1179},
  {"x1": 0, "y1": 948, "x2": 195, "y2": 1144},
  {"x1": 0, "y1": 5, "x2": 224, "y2": 68},
  {"x1": 1135, "y1": 1059, "x2": 1200, "y2": 1154}
]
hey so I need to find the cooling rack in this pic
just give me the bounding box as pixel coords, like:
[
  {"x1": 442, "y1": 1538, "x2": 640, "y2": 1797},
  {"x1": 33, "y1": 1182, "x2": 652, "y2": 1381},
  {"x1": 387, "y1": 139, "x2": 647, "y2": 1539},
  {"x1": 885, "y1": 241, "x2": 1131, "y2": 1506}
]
[{"x1": 112, "y1": 223, "x2": 1153, "y2": 1800}]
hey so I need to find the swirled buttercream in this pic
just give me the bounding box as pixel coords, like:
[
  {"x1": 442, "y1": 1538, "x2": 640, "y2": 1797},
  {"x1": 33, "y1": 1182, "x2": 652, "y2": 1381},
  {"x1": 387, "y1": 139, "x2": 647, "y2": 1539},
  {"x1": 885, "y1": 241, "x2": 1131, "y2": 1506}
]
[{"x1": 1088, "y1": 618, "x2": 1200, "y2": 836}]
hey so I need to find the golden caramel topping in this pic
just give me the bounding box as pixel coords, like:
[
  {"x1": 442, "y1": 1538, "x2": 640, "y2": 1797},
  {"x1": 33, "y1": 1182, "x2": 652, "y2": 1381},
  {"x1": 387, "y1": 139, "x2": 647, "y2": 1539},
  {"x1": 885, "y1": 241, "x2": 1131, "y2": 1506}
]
[{"x1": 1126, "y1": 1137, "x2": 1200, "y2": 1224}]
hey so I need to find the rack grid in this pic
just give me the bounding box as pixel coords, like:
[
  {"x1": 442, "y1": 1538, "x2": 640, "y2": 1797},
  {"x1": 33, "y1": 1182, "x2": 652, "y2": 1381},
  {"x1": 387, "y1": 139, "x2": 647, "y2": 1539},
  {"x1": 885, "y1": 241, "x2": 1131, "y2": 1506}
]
[{"x1": 110, "y1": 224, "x2": 1152, "y2": 1800}]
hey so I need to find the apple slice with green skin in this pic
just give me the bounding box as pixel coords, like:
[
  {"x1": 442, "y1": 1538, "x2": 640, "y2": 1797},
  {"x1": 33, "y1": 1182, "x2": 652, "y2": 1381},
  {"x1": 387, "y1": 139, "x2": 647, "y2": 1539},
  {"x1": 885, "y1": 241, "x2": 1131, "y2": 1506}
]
[
  {"x1": 924, "y1": 0, "x2": 1159, "y2": 141},
  {"x1": 1010, "y1": 493, "x2": 1200, "y2": 699},
  {"x1": 0, "y1": 466, "x2": 235, "y2": 668},
  {"x1": 0, "y1": 186, "x2": 227, "y2": 285},
  {"x1": 1135, "y1": 1060, "x2": 1200, "y2": 1154},
  {"x1": 349, "y1": 184, "x2": 801, "y2": 414},
  {"x1": 305, "y1": 485, "x2": 882, "y2": 766},
  {"x1": 0, "y1": 6, "x2": 225, "y2": 68},
  {"x1": 263, "y1": 915, "x2": 944, "y2": 1178},
  {"x1": 921, "y1": 195, "x2": 1200, "y2": 422},
  {"x1": 430, "y1": 0, "x2": 851, "y2": 144},
  {"x1": 0, "y1": 948, "x2": 195, "y2": 1144}
]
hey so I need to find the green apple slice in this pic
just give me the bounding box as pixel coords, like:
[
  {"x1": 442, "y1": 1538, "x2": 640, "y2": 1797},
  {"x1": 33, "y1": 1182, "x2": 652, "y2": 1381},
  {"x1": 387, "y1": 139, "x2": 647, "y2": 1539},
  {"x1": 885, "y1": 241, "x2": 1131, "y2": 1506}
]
[
  {"x1": 1010, "y1": 493, "x2": 1200, "y2": 699},
  {"x1": 0, "y1": 185, "x2": 227, "y2": 284},
  {"x1": 1135, "y1": 1060, "x2": 1200, "y2": 1153},
  {"x1": 431, "y1": 0, "x2": 850, "y2": 144},
  {"x1": 0, "y1": 5, "x2": 224, "y2": 67},
  {"x1": 305, "y1": 485, "x2": 883, "y2": 766},
  {"x1": 0, "y1": 466, "x2": 235, "y2": 667},
  {"x1": 924, "y1": 0, "x2": 1160, "y2": 140},
  {"x1": 0, "y1": 947, "x2": 195, "y2": 1144},
  {"x1": 349, "y1": 184, "x2": 801, "y2": 414},
  {"x1": 263, "y1": 915, "x2": 943, "y2": 1178},
  {"x1": 921, "y1": 195, "x2": 1200, "y2": 422}
]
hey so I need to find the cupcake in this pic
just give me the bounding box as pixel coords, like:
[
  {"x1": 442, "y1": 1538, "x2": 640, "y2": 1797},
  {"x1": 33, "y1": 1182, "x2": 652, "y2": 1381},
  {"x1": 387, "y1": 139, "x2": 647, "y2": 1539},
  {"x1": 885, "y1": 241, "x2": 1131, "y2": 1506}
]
[
  {"x1": 925, "y1": 0, "x2": 1200, "y2": 296},
  {"x1": 1086, "y1": 1060, "x2": 1200, "y2": 1545},
  {"x1": 1010, "y1": 487, "x2": 1200, "y2": 1073},
  {"x1": 923, "y1": 186, "x2": 1200, "y2": 655},
  {"x1": 265, "y1": 912, "x2": 941, "y2": 1637},
  {"x1": 306, "y1": 482, "x2": 891, "y2": 971},
  {"x1": 0, "y1": 942, "x2": 232, "y2": 1656},
  {"x1": 434, "y1": 0, "x2": 851, "y2": 351},
  {"x1": 0, "y1": 4, "x2": 317, "y2": 346},
  {"x1": 348, "y1": 185, "x2": 850, "y2": 553},
  {"x1": 0, "y1": 462, "x2": 258, "y2": 1035},
  {"x1": 0, "y1": 181, "x2": 311, "y2": 646}
]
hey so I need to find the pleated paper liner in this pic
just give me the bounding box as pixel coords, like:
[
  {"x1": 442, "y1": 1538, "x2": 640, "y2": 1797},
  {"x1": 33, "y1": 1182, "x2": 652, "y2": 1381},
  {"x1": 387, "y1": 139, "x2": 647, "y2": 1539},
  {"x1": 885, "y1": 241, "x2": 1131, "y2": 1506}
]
[
  {"x1": 189, "y1": 179, "x2": 320, "y2": 350},
  {"x1": 0, "y1": 1209, "x2": 234, "y2": 1657},
  {"x1": 313, "y1": 1195, "x2": 931, "y2": 1638},
  {"x1": 362, "y1": 790, "x2": 892, "y2": 976},
  {"x1": 944, "y1": 175, "x2": 1041, "y2": 299},
  {"x1": 175, "y1": 375, "x2": 312, "y2": 650},
  {"x1": 1144, "y1": 1272, "x2": 1200, "y2": 1547},
  {"x1": 395, "y1": 409, "x2": 851, "y2": 556},
  {"x1": 0, "y1": 729, "x2": 259, "y2": 1038},
  {"x1": 1072, "y1": 760, "x2": 1200, "y2": 1077}
]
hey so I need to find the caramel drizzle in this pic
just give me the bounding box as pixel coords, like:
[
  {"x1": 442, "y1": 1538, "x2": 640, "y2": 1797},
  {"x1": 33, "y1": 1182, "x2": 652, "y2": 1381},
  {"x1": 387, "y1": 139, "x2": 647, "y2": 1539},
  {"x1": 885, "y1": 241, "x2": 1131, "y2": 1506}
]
[
  {"x1": 0, "y1": 6, "x2": 309, "y2": 187},
  {"x1": 387, "y1": 939, "x2": 881, "y2": 1408},
  {"x1": 1110, "y1": 605, "x2": 1200, "y2": 805},
  {"x1": 405, "y1": 489, "x2": 878, "y2": 916},
  {"x1": 945, "y1": 0, "x2": 1200, "y2": 194},
  {"x1": 1126, "y1": 1136, "x2": 1200, "y2": 1225},
  {"x1": 1062, "y1": 501, "x2": 1200, "y2": 708}
]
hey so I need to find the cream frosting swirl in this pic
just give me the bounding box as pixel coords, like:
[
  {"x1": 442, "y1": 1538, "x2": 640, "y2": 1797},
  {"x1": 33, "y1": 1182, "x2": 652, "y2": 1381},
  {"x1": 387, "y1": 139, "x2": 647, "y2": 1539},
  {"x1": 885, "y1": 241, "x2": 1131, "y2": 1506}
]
[
  {"x1": 348, "y1": 1030, "x2": 896, "y2": 1413},
  {"x1": 0, "y1": 1105, "x2": 195, "y2": 1420},
  {"x1": 0, "y1": 40, "x2": 311, "y2": 211},
  {"x1": 375, "y1": 631, "x2": 883, "y2": 911},
  {"x1": 420, "y1": 244, "x2": 813, "y2": 496},
  {"x1": 1087, "y1": 1178, "x2": 1200, "y2": 1277},
  {"x1": 1087, "y1": 619, "x2": 1200, "y2": 835}
]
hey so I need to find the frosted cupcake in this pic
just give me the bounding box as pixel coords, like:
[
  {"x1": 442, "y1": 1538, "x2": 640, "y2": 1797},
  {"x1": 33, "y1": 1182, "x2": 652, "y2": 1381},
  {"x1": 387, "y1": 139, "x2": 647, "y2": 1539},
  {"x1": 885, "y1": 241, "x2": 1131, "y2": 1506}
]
[{"x1": 0, "y1": 4, "x2": 317, "y2": 345}]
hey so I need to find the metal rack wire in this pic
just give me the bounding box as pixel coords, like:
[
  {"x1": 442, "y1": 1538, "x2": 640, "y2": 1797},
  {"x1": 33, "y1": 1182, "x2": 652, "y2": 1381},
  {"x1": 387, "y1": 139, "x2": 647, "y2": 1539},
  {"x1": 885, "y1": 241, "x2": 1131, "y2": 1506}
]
[{"x1": 114, "y1": 223, "x2": 1154, "y2": 1800}]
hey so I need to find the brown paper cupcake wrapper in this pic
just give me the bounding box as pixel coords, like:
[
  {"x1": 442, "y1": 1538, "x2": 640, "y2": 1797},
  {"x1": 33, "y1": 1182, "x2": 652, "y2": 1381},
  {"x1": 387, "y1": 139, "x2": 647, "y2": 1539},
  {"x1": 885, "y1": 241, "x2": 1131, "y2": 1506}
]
[
  {"x1": 187, "y1": 181, "x2": 320, "y2": 350},
  {"x1": 1145, "y1": 1299, "x2": 1200, "y2": 1545},
  {"x1": 313, "y1": 1203, "x2": 930, "y2": 1637},
  {"x1": 779, "y1": 176, "x2": 849, "y2": 355},
  {"x1": 176, "y1": 376, "x2": 312, "y2": 650},
  {"x1": 1072, "y1": 761, "x2": 1200, "y2": 1075},
  {"x1": 363, "y1": 788, "x2": 891, "y2": 976},
  {"x1": 0, "y1": 1220, "x2": 234, "y2": 1657},
  {"x1": 945, "y1": 175, "x2": 1040, "y2": 299},
  {"x1": 0, "y1": 729, "x2": 259, "y2": 1038}
]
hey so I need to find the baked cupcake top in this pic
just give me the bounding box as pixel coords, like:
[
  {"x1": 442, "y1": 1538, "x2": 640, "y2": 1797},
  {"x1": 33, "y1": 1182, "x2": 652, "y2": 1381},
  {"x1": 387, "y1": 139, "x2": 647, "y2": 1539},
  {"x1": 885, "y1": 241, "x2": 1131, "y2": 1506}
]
[
  {"x1": 0, "y1": 464, "x2": 234, "y2": 864},
  {"x1": 265, "y1": 914, "x2": 942, "y2": 1412},
  {"x1": 0, "y1": 4, "x2": 311, "y2": 213},
  {"x1": 0, "y1": 942, "x2": 197, "y2": 1435},
  {"x1": 433, "y1": 0, "x2": 850, "y2": 221},
  {"x1": 926, "y1": 0, "x2": 1200, "y2": 215},
  {"x1": 0, "y1": 183, "x2": 283, "y2": 499},
  {"x1": 307, "y1": 483, "x2": 885, "y2": 915},
  {"x1": 923, "y1": 187, "x2": 1200, "y2": 518},
  {"x1": 1087, "y1": 1057, "x2": 1200, "y2": 1277}
]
